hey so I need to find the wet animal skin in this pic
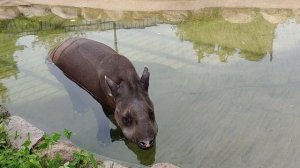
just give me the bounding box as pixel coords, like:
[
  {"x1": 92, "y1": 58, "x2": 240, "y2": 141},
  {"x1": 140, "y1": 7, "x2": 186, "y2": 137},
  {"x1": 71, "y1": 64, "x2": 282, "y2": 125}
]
[{"x1": 50, "y1": 38, "x2": 157, "y2": 149}]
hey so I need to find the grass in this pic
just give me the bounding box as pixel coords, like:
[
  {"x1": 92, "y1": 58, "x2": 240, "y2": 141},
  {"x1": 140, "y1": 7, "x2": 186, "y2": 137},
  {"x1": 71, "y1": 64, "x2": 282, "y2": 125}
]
[{"x1": 0, "y1": 114, "x2": 103, "y2": 168}]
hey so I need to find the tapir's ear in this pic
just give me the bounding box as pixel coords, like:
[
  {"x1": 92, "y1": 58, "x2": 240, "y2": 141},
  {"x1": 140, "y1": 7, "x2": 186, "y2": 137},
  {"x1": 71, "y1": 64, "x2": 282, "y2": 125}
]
[
  {"x1": 105, "y1": 75, "x2": 119, "y2": 97},
  {"x1": 140, "y1": 66, "x2": 150, "y2": 91}
]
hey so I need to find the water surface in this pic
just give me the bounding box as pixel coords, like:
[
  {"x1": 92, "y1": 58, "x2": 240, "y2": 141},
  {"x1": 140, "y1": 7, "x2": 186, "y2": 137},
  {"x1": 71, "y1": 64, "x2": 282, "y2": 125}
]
[{"x1": 1, "y1": 6, "x2": 300, "y2": 168}]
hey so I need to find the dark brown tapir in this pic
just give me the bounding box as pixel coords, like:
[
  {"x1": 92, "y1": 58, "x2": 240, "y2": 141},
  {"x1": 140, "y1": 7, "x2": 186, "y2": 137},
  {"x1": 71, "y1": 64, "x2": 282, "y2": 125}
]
[{"x1": 49, "y1": 38, "x2": 157, "y2": 149}]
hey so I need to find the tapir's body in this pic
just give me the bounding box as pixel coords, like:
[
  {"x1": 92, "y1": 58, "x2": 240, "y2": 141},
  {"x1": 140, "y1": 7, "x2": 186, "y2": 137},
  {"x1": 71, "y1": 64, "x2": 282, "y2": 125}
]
[
  {"x1": 50, "y1": 38, "x2": 157, "y2": 149},
  {"x1": 50, "y1": 38, "x2": 133, "y2": 108}
]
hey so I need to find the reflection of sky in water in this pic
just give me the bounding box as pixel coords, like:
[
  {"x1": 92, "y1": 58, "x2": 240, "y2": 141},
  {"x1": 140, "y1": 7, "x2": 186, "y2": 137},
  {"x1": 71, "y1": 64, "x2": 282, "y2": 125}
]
[
  {"x1": 273, "y1": 20, "x2": 300, "y2": 57},
  {"x1": 86, "y1": 24, "x2": 197, "y2": 69},
  {"x1": 1, "y1": 19, "x2": 300, "y2": 168}
]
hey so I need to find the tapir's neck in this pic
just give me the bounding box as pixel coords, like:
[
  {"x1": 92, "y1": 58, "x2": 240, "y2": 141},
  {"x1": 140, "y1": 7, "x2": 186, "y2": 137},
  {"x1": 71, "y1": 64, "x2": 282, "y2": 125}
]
[{"x1": 120, "y1": 70, "x2": 141, "y2": 91}]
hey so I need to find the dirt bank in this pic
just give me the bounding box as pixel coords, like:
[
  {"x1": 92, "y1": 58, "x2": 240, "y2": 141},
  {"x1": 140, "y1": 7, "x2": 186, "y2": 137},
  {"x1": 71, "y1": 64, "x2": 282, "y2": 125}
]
[{"x1": 1, "y1": 0, "x2": 300, "y2": 11}]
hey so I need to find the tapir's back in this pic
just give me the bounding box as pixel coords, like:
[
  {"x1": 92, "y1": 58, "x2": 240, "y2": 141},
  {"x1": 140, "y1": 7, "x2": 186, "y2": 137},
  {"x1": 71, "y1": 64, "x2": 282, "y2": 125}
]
[
  {"x1": 50, "y1": 38, "x2": 118, "y2": 64},
  {"x1": 49, "y1": 38, "x2": 119, "y2": 105}
]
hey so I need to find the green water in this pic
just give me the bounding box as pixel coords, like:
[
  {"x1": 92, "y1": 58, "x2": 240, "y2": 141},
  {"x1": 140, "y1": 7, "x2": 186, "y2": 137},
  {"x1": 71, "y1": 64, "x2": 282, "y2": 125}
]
[{"x1": 1, "y1": 6, "x2": 300, "y2": 168}]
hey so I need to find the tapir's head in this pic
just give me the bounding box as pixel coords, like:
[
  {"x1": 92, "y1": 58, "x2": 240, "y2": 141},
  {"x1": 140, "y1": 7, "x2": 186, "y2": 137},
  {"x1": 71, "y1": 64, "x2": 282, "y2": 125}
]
[{"x1": 105, "y1": 67, "x2": 157, "y2": 149}]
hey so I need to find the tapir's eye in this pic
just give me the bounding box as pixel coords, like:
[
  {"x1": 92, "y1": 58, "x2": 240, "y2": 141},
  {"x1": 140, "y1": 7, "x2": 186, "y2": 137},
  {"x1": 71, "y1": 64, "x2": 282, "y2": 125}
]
[{"x1": 122, "y1": 115, "x2": 132, "y2": 126}]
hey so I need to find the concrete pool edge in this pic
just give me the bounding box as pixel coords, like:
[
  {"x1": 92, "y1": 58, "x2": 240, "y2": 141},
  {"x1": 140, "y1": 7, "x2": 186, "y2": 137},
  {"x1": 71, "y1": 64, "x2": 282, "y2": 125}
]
[
  {"x1": 0, "y1": 105, "x2": 179, "y2": 168},
  {"x1": 1, "y1": 0, "x2": 300, "y2": 11}
]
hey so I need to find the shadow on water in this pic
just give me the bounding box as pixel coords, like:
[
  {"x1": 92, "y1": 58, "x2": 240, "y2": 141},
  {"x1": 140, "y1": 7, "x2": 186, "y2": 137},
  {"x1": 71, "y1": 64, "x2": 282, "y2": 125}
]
[{"x1": 47, "y1": 60, "x2": 156, "y2": 165}]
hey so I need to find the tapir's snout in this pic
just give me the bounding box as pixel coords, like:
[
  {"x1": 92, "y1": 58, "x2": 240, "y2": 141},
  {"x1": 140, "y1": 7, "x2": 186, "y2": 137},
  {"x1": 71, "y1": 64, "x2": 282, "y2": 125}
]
[{"x1": 138, "y1": 137, "x2": 156, "y2": 149}]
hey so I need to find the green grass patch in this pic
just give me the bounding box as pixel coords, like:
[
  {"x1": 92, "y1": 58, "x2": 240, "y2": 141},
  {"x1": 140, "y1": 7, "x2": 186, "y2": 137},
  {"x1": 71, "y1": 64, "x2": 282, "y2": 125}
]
[{"x1": 0, "y1": 116, "x2": 102, "y2": 168}]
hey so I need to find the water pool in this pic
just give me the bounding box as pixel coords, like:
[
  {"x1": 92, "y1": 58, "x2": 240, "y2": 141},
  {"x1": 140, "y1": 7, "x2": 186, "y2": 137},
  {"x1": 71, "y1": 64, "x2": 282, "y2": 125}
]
[{"x1": 1, "y1": 6, "x2": 300, "y2": 168}]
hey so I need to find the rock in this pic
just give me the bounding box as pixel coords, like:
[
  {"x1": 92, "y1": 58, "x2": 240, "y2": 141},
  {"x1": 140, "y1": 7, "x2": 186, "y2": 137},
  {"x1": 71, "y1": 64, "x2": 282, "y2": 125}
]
[
  {"x1": 0, "y1": 105, "x2": 10, "y2": 118},
  {"x1": 51, "y1": 6, "x2": 79, "y2": 19},
  {"x1": 17, "y1": 5, "x2": 50, "y2": 18},
  {"x1": 102, "y1": 160, "x2": 128, "y2": 168},
  {"x1": 39, "y1": 140, "x2": 80, "y2": 162},
  {"x1": 81, "y1": 8, "x2": 103, "y2": 21},
  {"x1": 0, "y1": 7, "x2": 19, "y2": 19},
  {"x1": 191, "y1": 9, "x2": 204, "y2": 15},
  {"x1": 293, "y1": 8, "x2": 300, "y2": 16},
  {"x1": 6, "y1": 115, "x2": 44, "y2": 149},
  {"x1": 151, "y1": 163, "x2": 180, "y2": 168},
  {"x1": 294, "y1": 9, "x2": 300, "y2": 23},
  {"x1": 222, "y1": 9, "x2": 256, "y2": 23},
  {"x1": 162, "y1": 11, "x2": 188, "y2": 22},
  {"x1": 0, "y1": 0, "x2": 30, "y2": 6},
  {"x1": 261, "y1": 9, "x2": 291, "y2": 24},
  {"x1": 131, "y1": 11, "x2": 153, "y2": 20},
  {"x1": 105, "y1": 10, "x2": 124, "y2": 21}
]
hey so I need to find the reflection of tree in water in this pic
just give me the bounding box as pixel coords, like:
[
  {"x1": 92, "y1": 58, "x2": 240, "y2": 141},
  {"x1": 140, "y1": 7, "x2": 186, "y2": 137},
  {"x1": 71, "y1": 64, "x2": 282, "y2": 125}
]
[
  {"x1": 0, "y1": 6, "x2": 167, "y2": 48},
  {"x1": 32, "y1": 16, "x2": 86, "y2": 49},
  {"x1": 0, "y1": 34, "x2": 20, "y2": 103},
  {"x1": 0, "y1": 15, "x2": 77, "y2": 102},
  {"x1": 1, "y1": 15, "x2": 86, "y2": 48},
  {"x1": 176, "y1": 9, "x2": 276, "y2": 63},
  {"x1": 35, "y1": 30, "x2": 85, "y2": 50}
]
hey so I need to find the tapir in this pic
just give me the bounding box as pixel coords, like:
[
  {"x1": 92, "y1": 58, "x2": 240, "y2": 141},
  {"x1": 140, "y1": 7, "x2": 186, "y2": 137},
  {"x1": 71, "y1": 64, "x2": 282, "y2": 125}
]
[{"x1": 49, "y1": 38, "x2": 157, "y2": 149}]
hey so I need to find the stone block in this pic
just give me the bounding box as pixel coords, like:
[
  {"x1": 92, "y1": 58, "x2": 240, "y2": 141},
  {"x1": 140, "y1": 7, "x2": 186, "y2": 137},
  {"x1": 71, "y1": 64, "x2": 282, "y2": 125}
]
[{"x1": 6, "y1": 115, "x2": 44, "y2": 149}]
